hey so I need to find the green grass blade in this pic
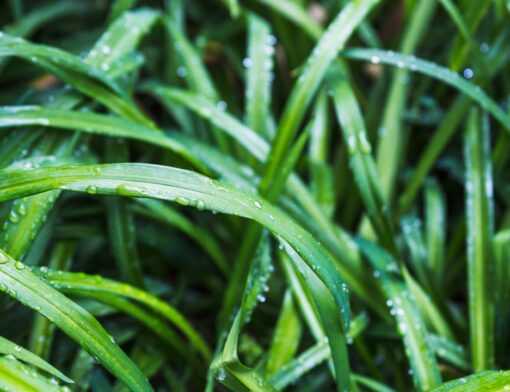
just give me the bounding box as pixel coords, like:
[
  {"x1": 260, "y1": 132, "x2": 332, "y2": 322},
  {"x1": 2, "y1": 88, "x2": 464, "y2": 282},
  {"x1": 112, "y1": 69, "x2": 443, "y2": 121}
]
[
  {"x1": 265, "y1": 290, "x2": 302, "y2": 376},
  {"x1": 342, "y1": 48, "x2": 510, "y2": 133},
  {"x1": 0, "y1": 335, "x2": 72, "y2": 383},
  {"x1": 0, "y1": 356, "x2": 64, "y2": 392},
  {"x1": 429, "y1": 371, "x2": 510, "y2": 392},
  {"x1": 34, "y1": 268, "x2": 211, "y2": 361},
  {"x1": 0, "y1": 249, "x2": 153, "y2": 391},
  {"x1": 0, "y1": 162, "x2": 350, "y2": 333},
  {"x1": 464, "y1": 108, "x2": 495, "y2": 371},
  {"x1": 260, "y1": 0, "x2": 379, "y2": 195},
  {"x1": 358, "y1": 239, "x2": 441, "y2": 390},
  {"x1": 244, "y1": 13, "x2": 274, "y2": 139}
]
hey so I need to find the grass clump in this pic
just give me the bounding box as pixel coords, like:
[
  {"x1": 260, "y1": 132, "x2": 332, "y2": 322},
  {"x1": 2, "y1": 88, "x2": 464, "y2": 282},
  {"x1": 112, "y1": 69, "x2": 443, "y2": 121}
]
[{"x1": 0, "y1": 0, "x2": 509, "y2": 391}]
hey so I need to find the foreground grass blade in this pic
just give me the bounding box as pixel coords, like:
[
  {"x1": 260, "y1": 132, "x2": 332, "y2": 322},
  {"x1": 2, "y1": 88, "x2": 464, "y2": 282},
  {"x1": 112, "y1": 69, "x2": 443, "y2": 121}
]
[
  {"x1": 0, "y1": 249, "x2": 152, "y2": 391},
  {"x1": 464, "y1": 108, "x2": 495, "y2": 371},
  {"x1": 0, "y1": 163, "x2": 350, "y2": 332},
  {"x1": 430, "y1": 371, "x2": 510, "y2": 391},
  {"x1": 0, "y1": 335, "x2": 72, "y2": 383}
]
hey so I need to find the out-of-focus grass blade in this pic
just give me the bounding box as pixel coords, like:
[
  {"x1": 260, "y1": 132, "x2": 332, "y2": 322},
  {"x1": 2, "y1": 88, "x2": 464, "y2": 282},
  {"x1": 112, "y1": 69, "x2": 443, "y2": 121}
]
[
  {"x1": 329, "y1": 66, "x2": 396, "y2": 254},
  {"x1": 0, "y1": 249, "x2": 153, "y2": 392},
  {"x1": 0, "y1": 335, "x2": 73, "y2": 383},
  {"x1": 0, "y1": 106, "x2": 204, "y2": 170},
  {"x1": 34, "y1": 268, "x2": 211, "y2": 361},
  {"x1": 464, "y1": 108, "x2": 495, "y2": 371},
  {"x1": 429, "y1": 371, "x2": 510, "y2": 392},
  {"x1": 0, "y1": 34, "x2": 149, "y2": 126},
  {"x1": 244, "y1": 13, "x2": 274, "y2": 139},
  {"x1": 427, "y1": 334, "x2": 470, "y2": 371},
  {"x1": 358, "y1": 239, "x2": 441, "y2": 390},
  {"x1": 88, "y1": 8, "x2": 158, "y2": 69},
  {"x1": 494, "y1": 230, "x2": 510, "y2": 361},
  {"x1": 0, "y1": 162, "x2": 350, "y2": 333},
  {"x1": 343, "y1": 48, "x2": 510, "y2": 133},
  {"x1": 265, "y1": 290, "x2": 302, "y2": 376},
  {"x1": 309, "y1": 91, "x2": 335, "y2": 217},
  {"x1": 424, "y1": 179, "x2": 446, "y2": 285},
  {"x1": 163, "y1": 15, "x2": 229, "y2": 151},
  {"x1": 252, "y1": 0, "x2": 322, "y2": 39},
  {"x1": 260, "y1": 0, "x2": 379, "y2": 195}
]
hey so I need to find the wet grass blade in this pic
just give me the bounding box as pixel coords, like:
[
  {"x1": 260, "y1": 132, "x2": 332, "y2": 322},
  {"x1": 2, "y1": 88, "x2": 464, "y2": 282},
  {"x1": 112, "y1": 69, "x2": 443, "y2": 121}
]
[
  {"x1": 464, "y1": 108, "x2": 495, "y2": 371},
  {"x1": 0, "y1": 249, "x2": 153, "y2": 391},
  {"x1": 342, "y1": 48, "x2": 510, "y2": 133},
  {"x1": 260, "y1": 0, "x2": 379, "y2": 195}
]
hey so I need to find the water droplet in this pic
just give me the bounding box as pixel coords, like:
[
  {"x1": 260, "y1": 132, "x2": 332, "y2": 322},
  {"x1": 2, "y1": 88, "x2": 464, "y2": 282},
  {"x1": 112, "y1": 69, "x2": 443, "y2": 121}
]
[
  {"x1": 101, "y1": 63, "x2": 110, "y2": 71},
  {"x1": 217, "y1": 367, "x2": 226, "y2": 381},
  {"x1": 267, "y1": 35, "x2": 277, "y2": 46},
  {"x1": 86, "y1": 186, "x2": 98, "y2": 195},
  {"x1": 257, "y1": 294, "x2": 266, "y2": 303},
  {"x1": 216, "y1": 101, "x2": 227, "y2": 111},
  {"x1": 463, "y1": 68, "x2": 474, "y2": 79},
  {"x1": 268, "y1": 214, "x2": 274, "y2": 221},
  {"x1": 397, "y1": 60, "x2": 405, "y2": 68},
  {"x1": 386, "y1": 299, "x2": 393, "y2": 307},
  {"x1": 253, "y1": 201, "x2": 262, "y2": 209},
  {"x1": 0, "y1": 283, "x2": 6, "y2": 292},
  {"x1": 101, "y1": 45, "x2": 111, "y2": 54},
  {"x1": 14, "y1": 345, "x2": 21, "y2": 352},
  {"x1": 14, "y1": 261, "x2": 25, "y2": 270},
  {"x1": 177, "y1": 66, "x2": 188, "y2": 78},
  {"x1": 175, "y1": 197, "x2": 190, "y2": 206},
  {"x1": 195, "y1": 200, "x2": 205, "y2": 210},
  {"x1": 242, "y1": 57, "x2": 253, "y2": 68},
  {"x1": 479, "y1": 42, "x2": 490, "y2": 53},
  {"x1": 9, "y1": 210, "x2": 19, "y2": 223},
  {"x1": 370, "y1": 55, "x2": 380, "y2": 64}
]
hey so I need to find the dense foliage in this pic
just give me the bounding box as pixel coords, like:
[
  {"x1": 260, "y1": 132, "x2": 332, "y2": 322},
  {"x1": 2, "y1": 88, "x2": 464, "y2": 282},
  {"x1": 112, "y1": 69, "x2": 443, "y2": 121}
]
[{"x1": 0, "y1": 0, "x2": 509, "y2": 391}]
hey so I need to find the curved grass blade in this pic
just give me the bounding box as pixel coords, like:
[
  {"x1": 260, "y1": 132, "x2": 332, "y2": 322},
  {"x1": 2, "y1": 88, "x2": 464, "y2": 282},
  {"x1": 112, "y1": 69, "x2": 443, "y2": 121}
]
[
  {"x1": 0, "y1": 34, "x2": 149, "y2": 125},
  {"x1": 342, "y1": 48, "x2": 510, "y2": 133},
  {"x1": 0, "y1": 106, "x2": 204, "y2": 171},
  {"x1": 0, "y1": 336, "x2": 72, "y2": 383},
  {"x1": 34, "y1": 268, "x2": 211, "y2": 361},
  {"x1": 464, "y1": 108, "x2": 495, "y2": 371},
  {"x1": 0, "y1": 250, "x2": 153, "y2": 391},
  {"x1": 0, "y1": 162, "x2": 350, "y2": 334}
]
